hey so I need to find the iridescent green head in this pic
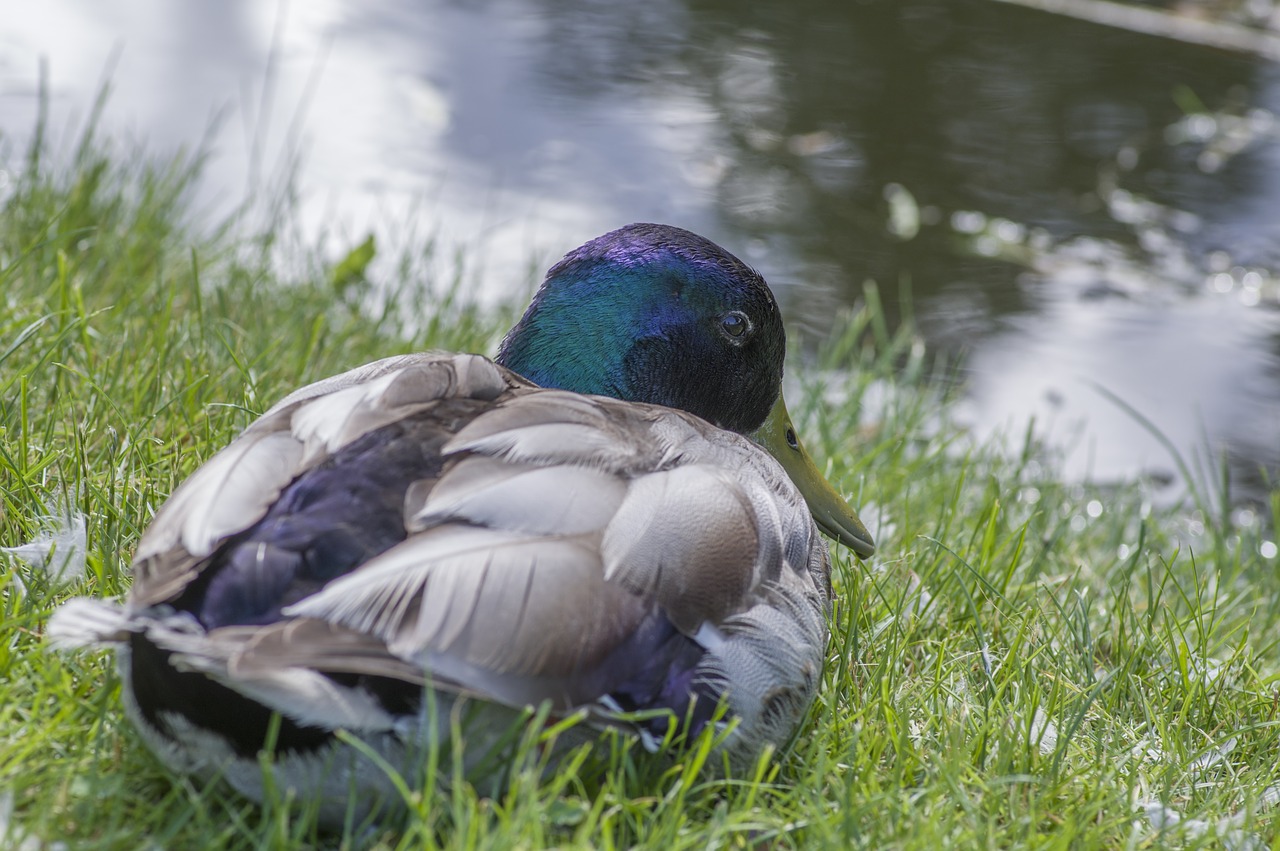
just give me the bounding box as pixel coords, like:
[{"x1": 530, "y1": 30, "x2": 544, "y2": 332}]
[
  {"x1": 497, "y1": 223, "x2": 784, "y2": 434},
  {"x1": 496, "y1": 223, "x2": 874, "y2": 557}
]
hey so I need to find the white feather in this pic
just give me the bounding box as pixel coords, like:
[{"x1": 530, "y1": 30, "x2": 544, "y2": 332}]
[
  {"x1": 444, "y1": 391, "x2": 658, "y2": 471},
  {"x1": 45, "y1": 597, "x2": 132, "y2": 649},
  {"x1": 447, "y1": 423, "x2": 637, "y2": 468},
  {"x1": 285, "y1": 526, "x2": 524, "y2": 637},
  {"x1": 136, "y1": 429, "x2": 305, "y2": 560},
  {"x1": 413, "y1": 457, "x2": 626, "y2": 535},
  {"x1": 286, "y1": 525, "x2": 641, "y2": 679},
  {"x1": 287, "y1": 358, "x2": 497, "y2": 464},
  {"x1": 260, "y1": 353, "x2": 505, "y2": 418},
  {"x1": 262, "y1": 354, "x2": 432, "y2": 415},
  {"x1": 288, "y1": 368, "x2": 408, "y2": 464},
  {"x1": 1, "y1": 494, "x2": 87, "y2": 589}
]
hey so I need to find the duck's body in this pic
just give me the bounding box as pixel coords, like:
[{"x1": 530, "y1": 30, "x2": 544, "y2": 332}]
[{"x1": 51, "y1": 224, "x2": 873, "y2": 818}]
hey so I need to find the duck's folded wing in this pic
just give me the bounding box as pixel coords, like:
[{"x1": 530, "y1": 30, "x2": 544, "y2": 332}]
[
  {"x1": 277, "y1": 393, "x2": 826, "y2": 712},
  {"x1": 108, "y1": 368, "x2": 827, "y2": 748},
  {"x1": 129, "y1": 353, "x2": 514, "y2": 609}
]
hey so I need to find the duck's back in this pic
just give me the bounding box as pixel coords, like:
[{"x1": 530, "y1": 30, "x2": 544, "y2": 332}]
[{"x1": 54, "y1": 352, "x2": 833, "y2": 810}]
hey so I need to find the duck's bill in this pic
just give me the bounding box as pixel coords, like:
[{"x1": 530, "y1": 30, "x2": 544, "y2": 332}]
[{"x1": 749, "y1": 393, "x2": 876, "y2": 559}]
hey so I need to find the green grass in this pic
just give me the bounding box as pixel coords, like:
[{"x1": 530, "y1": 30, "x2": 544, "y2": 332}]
[{"x1": 2, "y1": 129, "x2": 1280, "y2": 850}]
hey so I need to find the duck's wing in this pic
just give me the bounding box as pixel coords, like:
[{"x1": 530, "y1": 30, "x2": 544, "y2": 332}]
[
  {"x1": 127, "y1": 352, "x2": 516, "y2": 610},
  {"x1": 274, "y1": 390, "x2": 830, "y2": 722},
  {"x1": 55, "y1": 353, "x2": 829, "y2": 759}
]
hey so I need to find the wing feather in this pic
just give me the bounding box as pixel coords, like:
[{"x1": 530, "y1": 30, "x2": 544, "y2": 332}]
[
  {"x1": 600, "y1": 464, "x2": 760, "y2": 632},
  {"x1": 410, "y1": 456, "x2": 626, "y2": 535},
  {"x1": 130, "y1": 353, "x2": 518, "y2": 608},
  {"x1": 289, "y1": 357, "x2": 505, "y2": 466},
  {"x1": 259, "y1": 352, "x2": 508, "y2": 418},
  {"x1": 134, "y1": 429, "x2": 305, "y2": 564},
  {"x1": 285, "y1": 392, "x2": 822, "y2": 702},
  {"x1": 445, "y1": 391, "x2": 658, "y2": 471},
  {"x1": 114, "y1": 356, "x2": 834, "y2": 760},
  {"x1": 285, "y1": 526, "x2": 646, "y2": 681}
]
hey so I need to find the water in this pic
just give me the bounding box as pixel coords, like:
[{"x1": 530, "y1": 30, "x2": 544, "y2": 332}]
[{"x1": 3, "y1": 0, "x2": 1278, "y2": 504}]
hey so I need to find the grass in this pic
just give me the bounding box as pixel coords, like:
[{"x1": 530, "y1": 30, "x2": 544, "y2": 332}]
[{"x1": 2, "y1": 128, "x2": 1280, "y2": 850}]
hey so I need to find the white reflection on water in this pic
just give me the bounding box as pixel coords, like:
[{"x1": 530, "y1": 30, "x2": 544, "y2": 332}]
[
  {"x1": 956, "y1": 290, "x2": 1277, "y2": 494},
  {"x1": 1, "y1": 0, "x2": 731, "y2": 302}
]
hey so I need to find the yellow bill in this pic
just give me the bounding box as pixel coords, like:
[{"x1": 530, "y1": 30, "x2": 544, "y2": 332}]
[{"x1": 750, "y1": 393, "x2": 875, "y2": 558}]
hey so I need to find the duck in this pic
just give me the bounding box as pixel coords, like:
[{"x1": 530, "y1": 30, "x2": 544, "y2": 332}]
[{"x1": 50, "y1": 223, "x2": 874, "y2": 819}]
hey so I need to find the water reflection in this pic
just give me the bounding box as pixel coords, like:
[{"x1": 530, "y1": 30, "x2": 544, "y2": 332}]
[{"x1": 3, "y1": 0, "x2": 1278, "y2": 502}]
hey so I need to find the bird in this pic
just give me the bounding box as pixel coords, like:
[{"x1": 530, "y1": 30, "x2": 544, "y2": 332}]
[{"x1": 49, "y1": 223, "x2": 874, "y2": 820}]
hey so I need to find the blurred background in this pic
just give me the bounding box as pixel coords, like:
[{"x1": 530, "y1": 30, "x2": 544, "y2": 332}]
[{"x1": 2, "y1": 0, "x2": 1278, "y2": 506}]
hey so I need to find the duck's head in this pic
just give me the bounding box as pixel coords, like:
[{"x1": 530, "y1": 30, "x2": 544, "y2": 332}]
[{"x1": 496, "y1": 223, "x2": 875, "y2": 558}]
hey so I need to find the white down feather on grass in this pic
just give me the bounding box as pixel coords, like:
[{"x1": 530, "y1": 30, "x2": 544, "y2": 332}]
[{"x1": 2, "y1": 492, "x2": 87, "y2": 594}]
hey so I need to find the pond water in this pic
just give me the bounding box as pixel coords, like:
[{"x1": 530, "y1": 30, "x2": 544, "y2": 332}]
[{"x1": 3, "y1": 0, "x2": 1279, "y2": 506}]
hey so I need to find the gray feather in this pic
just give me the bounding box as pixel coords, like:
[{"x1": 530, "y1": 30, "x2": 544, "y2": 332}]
[
  {"x1": 600, "y1": 464, "x2": 760, "y2": 632},
  {"x1": 412, "y1": 456, "x2": 626, "y2": 535}
]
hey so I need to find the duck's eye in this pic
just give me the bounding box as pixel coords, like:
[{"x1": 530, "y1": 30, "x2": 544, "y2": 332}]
[
  {"x1": 785, "y1": 427, "x2": 798, "y2": 450},
  {"x1": 719, "y1": 311, "x2": 751, "y2": 343}
]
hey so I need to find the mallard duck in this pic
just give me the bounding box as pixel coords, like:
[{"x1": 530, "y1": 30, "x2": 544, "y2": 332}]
[{"x1": 51, "y1": 223, "x2": 874, "y2": 818}]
